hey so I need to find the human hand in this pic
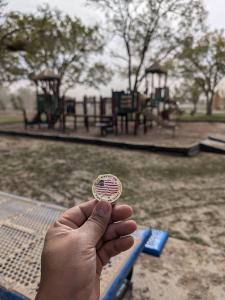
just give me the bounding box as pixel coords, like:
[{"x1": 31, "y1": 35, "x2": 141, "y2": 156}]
[{"x1": 36, "y1": 199, "x2": 137, "y2": 300}]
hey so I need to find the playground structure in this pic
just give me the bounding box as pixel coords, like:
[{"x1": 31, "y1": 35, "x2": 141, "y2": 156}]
[
  {"x1": 23, "y1": 65, "x2": 182, "y2": 136},
  {"x1": 143, "y1": 63, "x2": 182, "y2": 131},
  {"x1": 23, "y1": 69, "x2": 63, "y2": 129},
  {"x1": 145, "y1": 62, "x2": 169, "y2": 107}
]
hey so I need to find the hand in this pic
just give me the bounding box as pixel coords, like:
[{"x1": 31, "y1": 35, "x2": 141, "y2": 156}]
[{"x1": 36, "y1": 199, "x2": 137, "y2": 300}]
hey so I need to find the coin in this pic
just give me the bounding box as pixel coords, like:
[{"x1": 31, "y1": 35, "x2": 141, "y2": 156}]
[{"x1": 92, "y1": 174, "x2": 122, "y2": 203}]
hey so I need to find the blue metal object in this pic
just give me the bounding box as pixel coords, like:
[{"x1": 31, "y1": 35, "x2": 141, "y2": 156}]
[
  {"x1": 103, "y1": 228, "x2": 152, "y2": 300},
  {"x1": 143, "y1": 229, "x2": 169, "y2": 257},
  {"x1": 0, "y1": 289, "x2": 28, "y2": 300}
]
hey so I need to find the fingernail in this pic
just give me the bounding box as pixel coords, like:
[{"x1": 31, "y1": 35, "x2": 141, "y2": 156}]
[{"x1": 95, "y1": 201, "x2": 111, "y2": 217}]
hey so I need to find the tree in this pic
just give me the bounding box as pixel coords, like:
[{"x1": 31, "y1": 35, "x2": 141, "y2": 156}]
[
  {"x1": 0, "y1": 0, "x2": 5, "y2": 20},
  {"x1": 173, "y1": 80, "x2": 202, "y2": 115},
  {"x1": 0, "y1": 4, "x2": 112, "y2": 94},
  {"x1": 176, "y1": 31, "x2": 225, "y2": 115},
  {"x1": 0, "y1": 1, "x2": 27, "y2": 84},
  {"x1": 10, "y1": 95, "x2": 24, "y2": 110},
  {"x1": 88, "y1": 0, "x2": 206, "y2": 92},
  {"x1": 5, "y1": 6, "x2": 112, "y2": 95}
]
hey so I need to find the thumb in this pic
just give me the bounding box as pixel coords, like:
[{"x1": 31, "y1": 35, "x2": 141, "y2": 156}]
[{"x1": 82, "y1": 200, "x2": 112, "y2": 246}]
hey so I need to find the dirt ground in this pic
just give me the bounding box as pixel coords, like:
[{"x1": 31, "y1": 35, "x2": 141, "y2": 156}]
[{"x1": 0, "y1": 135, "x2": 225, "y2": 299}]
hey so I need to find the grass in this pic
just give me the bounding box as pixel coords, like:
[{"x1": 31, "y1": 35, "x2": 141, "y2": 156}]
[
  {"x1": 0, "y1": 115, "x2": 23, "y2": 125},
  {"x1": 177, "y1": 113, "x2": 225, "y2": 122},
  {"x1": 189, "y1": 235, "x2": 210, "y2": 246}
]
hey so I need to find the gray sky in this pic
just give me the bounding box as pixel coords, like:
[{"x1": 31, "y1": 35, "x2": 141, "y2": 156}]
[
  {"x1": 6, "y1": 0, "x2": 225, "y2": 97},
  {"x1": 7, "y1": 0, "x2": 225, "y2": 29}
]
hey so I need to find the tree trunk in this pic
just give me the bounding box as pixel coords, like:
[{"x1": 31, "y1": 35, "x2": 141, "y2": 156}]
[
  {"x1": 124, "y1": 38, "x2": 132, "y2": 92},
  {"x1": 128, "y1": 55, "x2": 132, "y2": 92},
  {"x1": 206, "y1": 92, "x2": 214, "y2": 116},
  {"x1": 206, "y1": 103, "x2": 211, "y2": 115},
  {"x1": 191, "y1": 101, "x2": 197, "y2": 115},
  {"x1": 194, "y1": 101, "x2": 197, "y2": 115}
]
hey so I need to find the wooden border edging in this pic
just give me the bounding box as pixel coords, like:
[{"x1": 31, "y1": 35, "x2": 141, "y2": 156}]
[
  {"x1": 208, "y1": 135, "x2": 225, "y2": 144},
  {"x1": 176, "y1": 120, "x2": 225, "y2": 124},
  {"x1": 200, "y1": 139, "x2": 225, "y2": 155},
  {"x1": 0, "y1": 129, "x2": 200, "y2": 157}
]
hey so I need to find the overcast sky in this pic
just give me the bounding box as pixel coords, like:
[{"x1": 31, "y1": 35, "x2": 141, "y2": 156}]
[
  {"x1": 6, "y1": 0, "x2": 225, "y2": 97},
  {"x1": 7, "y1": 0, "x2": 225, "y2": 29}
]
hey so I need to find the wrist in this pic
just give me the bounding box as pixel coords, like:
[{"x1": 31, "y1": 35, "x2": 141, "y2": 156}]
[{"x1": 35, "y1": 281, "x2": 94, "y2": 300}]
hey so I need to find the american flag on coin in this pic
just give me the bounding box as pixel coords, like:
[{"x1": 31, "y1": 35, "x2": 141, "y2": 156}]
[{"x1": 92, "y1": 174, "x2": 122, "y2": 203}]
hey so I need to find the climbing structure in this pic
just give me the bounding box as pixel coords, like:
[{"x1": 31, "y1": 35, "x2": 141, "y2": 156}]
[
  {"x1": 22, "y1": 64, "x2": 181, "y2": 137},
  {"x1": 24, "y1": 69, "x2": 62, "y2": 129},
  {"x1": 145, "y1": 62, "x2": 168, "y2": 112},
  {"x1": 111, "y1": 91, "x2": 148, "y2": 135}
]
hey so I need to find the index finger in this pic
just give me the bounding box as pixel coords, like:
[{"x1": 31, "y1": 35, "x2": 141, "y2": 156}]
[
  {"x1": 111, "y1": 204, "x2": 133, "y2": 222},
  {"x1": 58, "y1": 200, "x2": 133, "y2": 229}
]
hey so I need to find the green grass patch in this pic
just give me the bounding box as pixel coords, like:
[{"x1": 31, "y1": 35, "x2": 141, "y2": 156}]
[
  {"x1": 0, "y1": 115, "x2": 23, "y2": 125},
  {"x1": 189, "y1": 235, "x2": 210, "y2": 246},
  {"x1": 177, "y1": 113, "x2": 225, "y2": 122}
]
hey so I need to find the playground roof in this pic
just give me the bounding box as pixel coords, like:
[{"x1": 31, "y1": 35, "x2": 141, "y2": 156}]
[
  {"x1": 30, "y1": 69, "x2": 61, "y2": 81},
  {"x1": 145, "y1": 62, "x2": 167, "y2": 75}
]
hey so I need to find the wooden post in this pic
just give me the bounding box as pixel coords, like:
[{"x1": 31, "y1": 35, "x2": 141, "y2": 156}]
[
  {"x1": 135, "y1": 93, "x2": 141, "y2": 135},
  {"x1": 134, "y1": 112, "x2": 139, "y2": 135},
  {"x1": 121, "y1": 116, "x2": 124, "y2": 132},
  {"x1": 100, "y1": 96, "x2": 103, "y2": 117},
  {"x1": 83, "y1": 96, "x2": 89, "y2": 132},
  {"x1": 112, "y1": 91, "x2": 118, "y2": 135},
  {"x1": 100, "y1": 96, "x2": 106, "y2": 117},
  {"x1": 36, "y1": 82, "x2": 41, "y2": 129},
  {"x1": 126, "y1": 114, "x2": 129, "y2": 134},
  {"x1": 145, "y1": 72, "x2": 148, "y2": 95},
  {"x1": 59, "y1": 95, "x2": 65, "y2": 131},
  {"x1": 74, "y1": 98, "x2": 77, "y2": 131},
  {"x1": 93, "y1": 97, "x2": 97, "y2": 124},
  {"x1": 144, "y1": 115, "x2": 147, "y2": 134},
  {"x1": 151, "y1": 74, "x2": 154, "y2": 95}
]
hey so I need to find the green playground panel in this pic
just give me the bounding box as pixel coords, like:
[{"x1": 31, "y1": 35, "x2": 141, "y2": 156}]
[
  {"x1": 66, "y1": 99, "x2": 76, "y2": 115},
  {"x1": 37, "y1": 94, "x2": 59, "y2": 114},
  {"x1": 50, "y1": 95, "x2": 59, "y2": 112},
  {"x1": 36, "y1": 95, "x2": 46, "y2": 113},
  {"x1": 113, "y1": 92, "x2": 137, "y2": 115},
  {"x1": 150, "y1": 99, "x2": 160, "y2": 108}
]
